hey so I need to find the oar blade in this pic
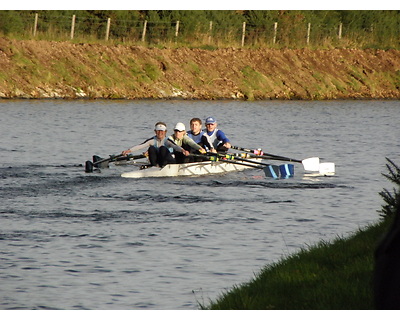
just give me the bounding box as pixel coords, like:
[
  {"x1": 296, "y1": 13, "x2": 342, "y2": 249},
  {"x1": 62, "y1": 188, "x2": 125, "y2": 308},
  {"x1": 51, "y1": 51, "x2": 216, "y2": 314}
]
[
  {"x1": 92, "y1": 155, "x2": 102, "y2": 165},
  {"x1": 85, "y1": 160, "x2": 94, "y2": 173},
  {"x1": 279, "y1": 164, "x2": 294, "y2": 178},
  {"x1": 92, "y1": 155, "x2": 110, "y2": 169},
  {"x1": 319, "y1": 162, "x2": 335, "y2": 175},
  {"x1": 263, "y1": 165, "x2": 280, "y2": 179},
  {"x1": 301, "y1": 157, "x2": 320, "y2": 172}
]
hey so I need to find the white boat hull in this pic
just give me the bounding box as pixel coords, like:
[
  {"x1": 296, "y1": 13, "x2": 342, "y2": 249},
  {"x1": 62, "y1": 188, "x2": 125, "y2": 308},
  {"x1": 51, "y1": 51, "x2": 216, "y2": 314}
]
[{"x1": 120, "y1": 160, "x2": 255, "y2": 178}]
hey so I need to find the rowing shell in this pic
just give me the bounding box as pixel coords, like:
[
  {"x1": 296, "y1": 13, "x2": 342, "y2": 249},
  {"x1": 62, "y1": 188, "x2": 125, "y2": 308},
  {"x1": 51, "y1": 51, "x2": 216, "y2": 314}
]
[{"x1": 120, "y1": 160, "x2": 261, "y2": 178}]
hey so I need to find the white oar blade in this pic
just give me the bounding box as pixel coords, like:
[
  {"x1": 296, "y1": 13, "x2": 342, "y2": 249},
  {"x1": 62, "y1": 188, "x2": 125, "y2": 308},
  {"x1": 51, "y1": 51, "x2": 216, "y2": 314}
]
[
  {"x1": 319, "y1": 162, "x2": 335, "y2": 175},
  {"x1": 301, "y1": 157, "x2": 320, "y2": 172}
]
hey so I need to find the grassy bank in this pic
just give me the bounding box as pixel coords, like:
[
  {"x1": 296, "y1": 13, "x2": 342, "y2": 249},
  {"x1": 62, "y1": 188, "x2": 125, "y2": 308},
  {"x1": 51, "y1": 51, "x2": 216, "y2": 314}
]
[
  {"x1": 204, "y1": 159, "x2": 400, "y2": 310},
  {"x1": 204, "y1": 220, "x2": 387, "y2": 309},
  {"x1": 0, "y1": 38, "x2": 399, "y2": 100}
]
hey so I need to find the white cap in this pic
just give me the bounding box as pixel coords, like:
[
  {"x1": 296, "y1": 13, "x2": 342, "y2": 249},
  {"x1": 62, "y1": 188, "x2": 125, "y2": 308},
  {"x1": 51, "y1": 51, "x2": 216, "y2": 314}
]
[
  {"x1": 154, "y1": 123, "x2": 167, "y2": 131},
  {"x1": 174, "y1": 122, "x2": 186, "y2": 131}
]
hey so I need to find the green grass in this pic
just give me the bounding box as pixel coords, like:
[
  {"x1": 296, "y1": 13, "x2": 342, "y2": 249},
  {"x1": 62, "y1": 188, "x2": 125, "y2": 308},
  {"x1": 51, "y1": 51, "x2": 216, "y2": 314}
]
[
  {"x1": 240, "y1": 66, "x2": 273, "y2": 100},
  {"x1": 204, "y1": 219, "x2": 391, "y2": 310},
  {"x1": 126, "y1": 58, "x2": 157, "y2": 84},
  {"x1": 143, "y1": 63, "x2": 161, "y2": 81}
]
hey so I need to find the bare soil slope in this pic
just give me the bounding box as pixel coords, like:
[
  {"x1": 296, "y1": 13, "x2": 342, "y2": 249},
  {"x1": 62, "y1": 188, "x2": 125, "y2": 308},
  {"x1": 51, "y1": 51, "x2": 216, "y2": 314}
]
[{"x1": 0, "y1": 38, "x2": 399, "y2": 99}]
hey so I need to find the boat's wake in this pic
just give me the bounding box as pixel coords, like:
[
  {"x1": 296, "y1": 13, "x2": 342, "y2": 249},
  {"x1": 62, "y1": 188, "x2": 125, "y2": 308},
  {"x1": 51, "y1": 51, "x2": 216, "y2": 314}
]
[{"x1": 175, "y1": 178, "x2": 347, "y2": 190}]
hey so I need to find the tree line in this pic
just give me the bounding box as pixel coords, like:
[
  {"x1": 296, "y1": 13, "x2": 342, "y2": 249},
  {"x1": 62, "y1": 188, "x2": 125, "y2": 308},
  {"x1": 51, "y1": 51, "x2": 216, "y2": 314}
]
[{"x1": 0, "y1": 10, "x2": 398, "y2": 49}]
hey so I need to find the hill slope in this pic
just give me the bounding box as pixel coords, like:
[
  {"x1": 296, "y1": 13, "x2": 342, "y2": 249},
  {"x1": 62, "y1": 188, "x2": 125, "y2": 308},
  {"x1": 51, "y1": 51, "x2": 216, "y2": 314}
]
[{"x1": 0, "y1": 38, "x2": 399, "y2": 100}]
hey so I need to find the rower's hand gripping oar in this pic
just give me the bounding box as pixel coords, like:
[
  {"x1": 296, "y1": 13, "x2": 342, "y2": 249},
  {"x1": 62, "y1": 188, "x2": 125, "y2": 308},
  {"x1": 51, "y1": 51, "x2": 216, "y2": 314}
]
[{"x1": 231, "y1": 145, "x2": 321, "y2": 172}]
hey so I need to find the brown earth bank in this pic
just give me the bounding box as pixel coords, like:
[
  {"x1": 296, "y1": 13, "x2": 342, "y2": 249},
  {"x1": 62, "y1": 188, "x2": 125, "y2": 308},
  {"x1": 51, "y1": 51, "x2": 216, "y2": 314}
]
[{"x1": 0, "y1": 38, "x2": 399, "y2": 100}]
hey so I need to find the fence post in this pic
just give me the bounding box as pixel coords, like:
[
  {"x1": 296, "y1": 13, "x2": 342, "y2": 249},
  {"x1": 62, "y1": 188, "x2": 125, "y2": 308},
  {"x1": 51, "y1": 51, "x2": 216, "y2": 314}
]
[
  {"x1": 208, "y1": 21, "x2": 213, "y2": 44},
  {"x1": 241, "y1": 22, "x2": 246, "y2": 47},
  {"x1": 273, "y1": 22, "x2": 278, "y2": 44},
  {"x1": 70, "y1": 15, "x2": 76, "y2": 40},
  {"x1": 105, "y1": 18, "x2": 111, "y2": 41},
  {"x1": 307, "y1": 22, "x2": 311, "y2": 45},
  {"x1": 338, "y1": 23, "x2": 343, "y2": 40},
  {"x1": 175, "y1": 20, "x2": 180, "y2": 43},
  {"x1": 33, "y1": 13, "x2": 38, "y2": 37},
  {"x1": 142, "y1": 20, "x2": 147, "y2": 42}
]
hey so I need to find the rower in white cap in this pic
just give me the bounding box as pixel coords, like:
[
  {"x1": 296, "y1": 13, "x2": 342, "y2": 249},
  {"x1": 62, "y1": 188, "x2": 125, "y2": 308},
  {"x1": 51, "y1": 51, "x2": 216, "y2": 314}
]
[{"x1": 167, "y1": 122, "x2": 206, "y2": 163}]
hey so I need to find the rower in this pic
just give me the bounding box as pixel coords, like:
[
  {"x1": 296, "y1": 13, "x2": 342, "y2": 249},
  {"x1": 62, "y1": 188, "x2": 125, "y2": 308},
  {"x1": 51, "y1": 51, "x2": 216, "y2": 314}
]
[
  {"x1": 168, "y1": 122, "x2": 206, "y2": 163},
  {"x1": 203, "y1": 116, "x2": 231, "y2": 152},
  {"x1": 186, "y1": 117, "x2": 213, "y2": 157},
  {"x1": 121, "y1": 122, "x2": 177, "y2": 168}
]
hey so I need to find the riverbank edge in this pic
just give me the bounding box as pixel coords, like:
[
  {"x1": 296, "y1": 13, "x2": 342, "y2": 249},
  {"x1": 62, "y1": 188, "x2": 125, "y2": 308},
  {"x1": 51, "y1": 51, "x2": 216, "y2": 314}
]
[
  {"x1": 0, "y1": 38, "x2": 399, "y2": 100},
  {"x1": 204, "y1": 218, "x2": 389, "y2": 310},
  {"x1": 200, "y1": 161, "x2": 400, "y2": 310},
  {"x1": 205, "y1": 160, "x2": 400, "y2": 309}
]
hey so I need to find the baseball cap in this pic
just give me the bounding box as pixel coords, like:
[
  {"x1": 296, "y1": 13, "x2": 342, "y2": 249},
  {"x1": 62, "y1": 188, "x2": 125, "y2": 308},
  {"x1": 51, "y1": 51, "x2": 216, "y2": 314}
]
[
  {"x1": 205, "y1": 117, "x2": 216, "y2": 124},
  {"x1": 174, "y1": 122, "x2": 186, "y2": 131}
]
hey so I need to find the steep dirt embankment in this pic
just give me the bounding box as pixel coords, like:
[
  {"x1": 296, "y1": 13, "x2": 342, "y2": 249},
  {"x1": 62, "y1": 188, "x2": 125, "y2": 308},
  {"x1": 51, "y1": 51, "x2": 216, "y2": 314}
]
[{"x1": 0, "y1": 38, "x2": 399, "y2": 100}]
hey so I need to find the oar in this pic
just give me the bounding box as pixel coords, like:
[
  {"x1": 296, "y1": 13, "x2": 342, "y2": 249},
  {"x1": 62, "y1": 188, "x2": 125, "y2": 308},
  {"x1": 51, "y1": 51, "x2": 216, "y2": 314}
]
[
  {"x1": 231, "y1": 145, "x2": 320, "y2": 172},
  {"x1": 191, "y1": 153, "x2": 288, "y2": 179},
  {"x1": 208, "y1": 152, "x2": 267, "y2": 166},
  {"x1": 209, "y1": 152, "x2": 294, "y2": 178},
  {"x1": 113, "y1": 154, "x2": 147, "y2": 162},
  {"x1": 231, "y1": 145, "x2": 304, "y2": 162},
  {"x1": 85, "y1": 153, "x2": 146, "y2": 173},
  {"x1": 85, "y1": 153, "x2": 121, "y2": 173}
]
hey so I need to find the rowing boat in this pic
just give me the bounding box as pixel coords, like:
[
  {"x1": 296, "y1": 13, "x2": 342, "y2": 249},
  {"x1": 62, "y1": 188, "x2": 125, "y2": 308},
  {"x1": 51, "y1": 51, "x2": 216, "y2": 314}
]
[
  {"x1": 85, "y1": 149, "x2": 334, "y2": 179},
  {"x1": 120, "y1": 158, "x2": 264, "y2": 178}
]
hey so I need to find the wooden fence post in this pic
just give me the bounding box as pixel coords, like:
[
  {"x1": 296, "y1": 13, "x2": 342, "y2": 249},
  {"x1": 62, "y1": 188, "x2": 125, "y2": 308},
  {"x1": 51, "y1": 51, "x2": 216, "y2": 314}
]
[
  {"x1": 33, "y1": 13, "x2": 38, "y2": 37},
  {"x1": 208, "y1": 21, "x2": 213, "y2": 44},
  {"x1": 142, "y1": 20, "x2": 147, "y2": 42},
  {"x1": 307, "y1": 22, "x2": 311, "y2": 45},
  {"x1": 241, "y1": 22, "x2": 246, "y2": 47},
  {"x1": 175, "y1": 20, "x2": 180, "y2": 43},
  {"x1": 273, "y1": 22, "x2": 278, "y2": 44},
  {"x1": 70, "y1": 15, "x2": 76, "y2": 40},
  {"x1": 338, "y1": 23, "x2": 343, "y2": 40},
  {"x1": 105, "y1": 18, "x2": 111, "y2": 41}
]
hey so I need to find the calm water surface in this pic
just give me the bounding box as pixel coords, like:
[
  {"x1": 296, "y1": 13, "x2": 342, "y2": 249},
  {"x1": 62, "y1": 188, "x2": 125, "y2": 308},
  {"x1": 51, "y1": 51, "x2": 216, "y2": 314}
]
[{"x1": 0, "y1": 99, "x2": 399, "y2": 309}]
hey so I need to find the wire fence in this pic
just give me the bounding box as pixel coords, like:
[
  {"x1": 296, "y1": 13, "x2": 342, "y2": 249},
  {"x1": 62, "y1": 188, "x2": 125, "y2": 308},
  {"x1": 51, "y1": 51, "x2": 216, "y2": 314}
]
[{"x1": 2, "y1": 12, "x2": 399, "y2": 49}]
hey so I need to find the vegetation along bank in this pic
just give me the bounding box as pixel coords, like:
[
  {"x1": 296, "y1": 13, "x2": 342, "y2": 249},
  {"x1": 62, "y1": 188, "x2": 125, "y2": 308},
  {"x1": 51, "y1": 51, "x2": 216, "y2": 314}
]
[
  {"x1": 0, "y1": 38, "x2": 399, "y2": 100},
  {"x1": 204, "y1": 159, "x2": 400, "y2": 309}
]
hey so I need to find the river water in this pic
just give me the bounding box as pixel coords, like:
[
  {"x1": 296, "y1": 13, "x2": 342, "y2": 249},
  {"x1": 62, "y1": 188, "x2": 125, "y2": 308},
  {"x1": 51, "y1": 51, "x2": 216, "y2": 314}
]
[{"x1": 0, "y1": 99, "x2": 399, "y2": 310}]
